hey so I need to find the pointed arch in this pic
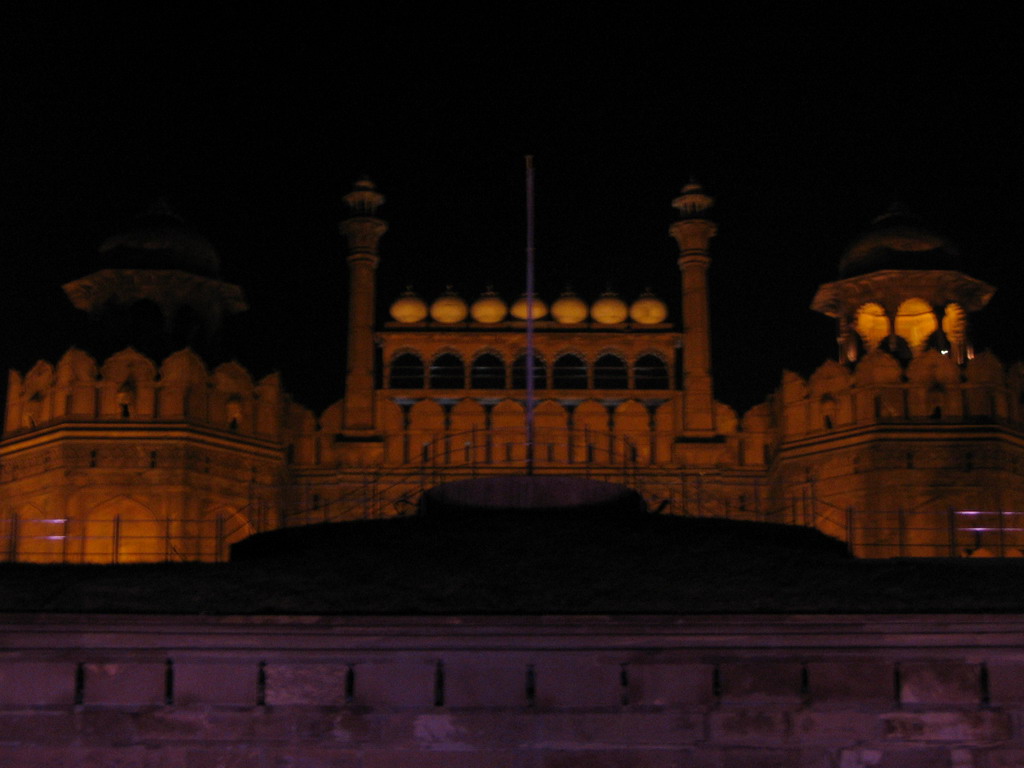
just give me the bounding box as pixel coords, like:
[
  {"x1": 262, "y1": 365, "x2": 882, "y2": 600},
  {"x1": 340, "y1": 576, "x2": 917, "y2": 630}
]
[
  {"x1": 534, "y1": 400, "x2": 569, "y2": 463},
  {"x1": 491, "y1": 399, "x2": 526, "y2": 463},
  {"x1": 470, "y1": 351, "x2": 506, "y2": 389},
  {"x1": 613, "y1": 400, "x2": 648, "y2": 462},
  {"x1": 204, "y1": 504, "x2": 256, "y2": 562},
  {"x1": 854, "y1": 302, "x2": 890, "y2": 352},
  {"x1": 553, "y1": 352, "x2": 587, "y2": 389},
  {"x1": 84, "y1": 496, "x2": 163, "y2": 564},
  {"x1": 894, "y1": 298, "x2": 937, "y2": 355},
  {"x1": 389, "y1": 351, "x2": 425, "y2": 388},
  {"x1": 450, "y1": 398, "x2": 486, "y2": 434},
  {"x1": 429, "y1": 351, "x2": 465, "y2": 389},
  {"x1": 635, "y1": 353, "x2": 669, "y2": 389},
  {"x1": 593, "y1": 352, "x2": 628, "y2": 389},
  {"x1": 512, "y1": 352, "x2": 546, "y2": 389}
]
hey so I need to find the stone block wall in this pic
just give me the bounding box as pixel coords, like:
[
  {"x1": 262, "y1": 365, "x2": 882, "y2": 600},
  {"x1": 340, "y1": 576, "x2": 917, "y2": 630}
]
[{"x1": 1, "y1": 614, "x2": 1024, "y2": 766}]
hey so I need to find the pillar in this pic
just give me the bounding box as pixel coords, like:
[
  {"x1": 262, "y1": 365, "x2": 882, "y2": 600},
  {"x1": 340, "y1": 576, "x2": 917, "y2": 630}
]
[
  {"x1": 339, "y1": 179, "x2": 388, "y2": 434},
  {"x1": 669, "y1": 181, "x2": 717, "y2": 436}
]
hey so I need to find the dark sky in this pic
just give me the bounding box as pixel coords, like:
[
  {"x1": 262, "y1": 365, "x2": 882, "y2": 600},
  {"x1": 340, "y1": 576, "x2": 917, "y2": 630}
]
[{"x1": 1, "y1": 8, "x2": 1020, "y2": 414}]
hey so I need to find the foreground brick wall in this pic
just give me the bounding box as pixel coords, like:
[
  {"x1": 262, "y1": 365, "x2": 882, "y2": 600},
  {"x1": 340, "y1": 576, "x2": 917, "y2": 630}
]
[{"x1": 2, "y1": 614, "x2": 1024, "y2": 766}]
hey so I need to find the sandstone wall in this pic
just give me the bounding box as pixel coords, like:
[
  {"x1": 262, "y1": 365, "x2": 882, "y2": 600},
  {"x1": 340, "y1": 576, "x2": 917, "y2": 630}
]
[{"x1": 2, "y1": 614, "x2": 1024, "y2": 766}]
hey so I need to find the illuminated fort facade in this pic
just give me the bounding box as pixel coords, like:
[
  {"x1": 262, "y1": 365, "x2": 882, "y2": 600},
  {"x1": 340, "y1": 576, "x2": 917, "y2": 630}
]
[{"x1": 4, "y1": 180, "x2": 1024, "y2": 562}]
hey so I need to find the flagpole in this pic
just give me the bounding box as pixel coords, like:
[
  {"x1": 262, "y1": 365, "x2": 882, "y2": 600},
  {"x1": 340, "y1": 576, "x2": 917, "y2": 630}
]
[{"x1": 525, "y1": 155, "x2": 536, "y2": 475}]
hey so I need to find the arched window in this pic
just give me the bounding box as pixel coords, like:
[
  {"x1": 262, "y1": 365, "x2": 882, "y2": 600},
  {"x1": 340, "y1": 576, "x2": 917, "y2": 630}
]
[
  {"x1": 553, "y1": 354, "x2": 587, "y2": 389},
  {"x1": 854, "y1": 302, "x2": 890, "y2": 352},
  {"x1": 635, "y1": 354, "x2": 669, "y2": 389},
  {"x1": 512, "y1": 353, "x2": 546, "y2": 389},
  {"x1": 471, "y1": 353, "x2": 505, "y2": 389},
  {"x1": 430, "y1": 353, "x2": 465, "y2": 389},
  {"x1": 895, "y1": 298, "x2": 937, "y2": 355},
  {"x1": 389, "y1": 353, "x2": 425, "y2": 388},
  {"x1": 593, "y1": 354, "x2": 628, "y2": 389}
]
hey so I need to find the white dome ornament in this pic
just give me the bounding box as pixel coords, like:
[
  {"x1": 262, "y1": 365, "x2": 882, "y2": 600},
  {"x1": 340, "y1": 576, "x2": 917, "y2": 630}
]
[
  {"x1": 551, "y1": 288, "x2": 589, "y2": 324},
  {"x1": 430, "y1": 286, "x2": 469, "y2": 324},
  {"x1": 389, "y1": 287, "x2": 428, "y2": 323},
  {"x1": 629, "y1": 289, "x2": 668, "y2": 325},
  {"x1": 470, "y1": 287, "x2": 508, "y2": 324},
  {"x1": 591, "y1": 289, "x2": 628, "y2": 325}
]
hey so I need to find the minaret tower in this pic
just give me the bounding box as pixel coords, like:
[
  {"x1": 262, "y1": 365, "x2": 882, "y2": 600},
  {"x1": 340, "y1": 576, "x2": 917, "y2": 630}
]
[
  {"x1": 339, "y1": 178, "x2": 388, "y2": 434},
  {"x1": 669, "y1": 180, "x2": 717, "y2": 436}
]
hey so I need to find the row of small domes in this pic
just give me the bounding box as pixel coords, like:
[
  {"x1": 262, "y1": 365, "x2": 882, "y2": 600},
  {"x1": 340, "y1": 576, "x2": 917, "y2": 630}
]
[{"x1": 390, "y1": 288, "x2": 669, "y2": 325}]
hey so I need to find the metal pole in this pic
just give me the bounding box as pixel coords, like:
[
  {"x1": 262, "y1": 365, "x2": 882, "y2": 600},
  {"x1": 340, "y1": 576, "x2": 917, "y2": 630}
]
[{"x1": 525, "y1": 155, "x2": 536, "y2": 476}]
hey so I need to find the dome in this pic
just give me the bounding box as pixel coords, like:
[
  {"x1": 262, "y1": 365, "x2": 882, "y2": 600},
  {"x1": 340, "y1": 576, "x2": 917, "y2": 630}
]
[
  {"x1": 838, "y1": 207, "x2": 960, "y2": 278},
  {"x1": 390, "y1": 288, "x2": 428, "y2": 323},
  {"x1": 430, "y1": 287, "x2": 468, "y2": 323},
  {"x1": 98, "y1": 201, "x2": 220, "y2": 277},
  {"x1": 510, "y1": 293, "x2": 548, "y2": 320},
  {"x1": 470, "y1": 289, "x2": 508, "y2": 323},
  {"x1": 550, "y1": 289, "x2": 589, "y2": 324},
  {"x1": 629, "y1": 290, "x2": 668, "y2": 324},
  {"x1": 591, "y1": 290, "x2": 629, "y2": 324}
]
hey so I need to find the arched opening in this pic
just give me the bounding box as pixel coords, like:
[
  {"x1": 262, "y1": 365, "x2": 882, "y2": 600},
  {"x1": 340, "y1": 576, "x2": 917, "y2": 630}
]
[
  {"x1": 512, "y1": 354, "x2": 546, "y2": 389},
  {"x1": 635, "y1": 354, "x2": 669, "y2": 389},
  {"x1": 895, "y1": 298, "x2": 937, "y2": 355},
  {"x1": 83, "y1": 497, "x2": 164, "y2": 564},
  {"x1": 854, "y1": 302, "x2": 889, "y2": 352},
  {"x1": 553, "y1": 354, "x2": 587, "y2": 389},
  {"x1": 593, "y1": 354, "x2": 628, "y2": 389},
  {"x1": 430, "y1": 353, "x2": 465, "y2": 389},
  {"x1": 942, "y1": 303, "x2": 967, "y2": 360},
  {"x1": 470, "y1": 353, "x2": 505, "y2": 389},
  {"x1": 389, "y1": 353, "x2": 425, "y2": 388}
]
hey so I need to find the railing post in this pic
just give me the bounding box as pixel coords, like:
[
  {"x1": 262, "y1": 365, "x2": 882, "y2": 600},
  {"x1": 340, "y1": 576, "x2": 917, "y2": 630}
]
[
  {"x1": 7, "y1": 514, "x2": 17, "y2": 562},
  {"x1": 216, "y1": 514, "x2": 224, "y2": 563},
  {"x1": 846, "y1": 507, "x2": 855, "y2": 556},
  {"x1": 998, "y1": 507, "x2": 1006, "y2": 558},
  {"x1": 113, "y1": 514, "x2": 121, "y2": 565},
  {"x1": 897, "y1": 508, "x2": 905, "y2": 557},
  {"x1": 62, "y1": 516, "x2": 70, "y2": 564},
  {"x1": 948, "y1": 507, "x2": 956, "y2": 557}
]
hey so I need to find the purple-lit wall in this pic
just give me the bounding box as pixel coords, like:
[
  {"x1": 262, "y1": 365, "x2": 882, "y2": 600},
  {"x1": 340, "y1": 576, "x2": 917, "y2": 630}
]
[{"x1": 2, "y1": 614, "x2": 1023, "y2": 766}]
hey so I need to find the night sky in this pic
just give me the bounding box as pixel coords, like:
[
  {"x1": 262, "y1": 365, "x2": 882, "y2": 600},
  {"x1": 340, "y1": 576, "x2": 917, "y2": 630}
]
[{"x1": 1, "y1": 9, "x2": 1020, "y2": 414}]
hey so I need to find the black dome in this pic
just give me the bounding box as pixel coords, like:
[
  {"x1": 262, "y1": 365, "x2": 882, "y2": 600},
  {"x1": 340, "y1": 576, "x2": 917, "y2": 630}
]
[
  {"x1": 98, "y1": 202, "x2": 220, "y2": 277},
  {"x1": 838, "y1": 208, "x2": 960, "y2": 279}
]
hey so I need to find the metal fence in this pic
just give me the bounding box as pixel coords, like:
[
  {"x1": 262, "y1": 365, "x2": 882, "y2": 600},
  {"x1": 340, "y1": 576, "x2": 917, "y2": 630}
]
[{"x1": 1, "y1": 509, "x2": 262, "y2": 564}]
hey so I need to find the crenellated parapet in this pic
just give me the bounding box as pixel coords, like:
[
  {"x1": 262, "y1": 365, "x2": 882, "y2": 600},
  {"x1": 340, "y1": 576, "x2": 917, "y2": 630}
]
[
  {"x1": 776, "y1": 349, "x2": 1023, "y2": 439},
  {"x1": 5, "y1": 347, "x2": 288, "y2": 438},
  {"x1": 0, "y1": 347, "x2": 295, "y2": 564}
]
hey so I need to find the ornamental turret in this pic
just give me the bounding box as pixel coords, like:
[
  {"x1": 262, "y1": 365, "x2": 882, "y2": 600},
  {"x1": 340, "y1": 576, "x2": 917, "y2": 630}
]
[
  {"x1": 61, "y1": 201, "x2": 248, "y2": 360},
  {"x1": 811, "y1": 206, "x2": 994, "y2": 365}
]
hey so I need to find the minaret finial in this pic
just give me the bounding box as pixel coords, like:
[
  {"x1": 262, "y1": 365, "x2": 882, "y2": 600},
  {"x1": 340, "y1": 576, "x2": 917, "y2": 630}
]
[
  {"x1": 344, "y1": 177, "x2": 385, "y2": 215},
  {"x1": 672, "y1": 178, "x2": 714, "y2": 219}
]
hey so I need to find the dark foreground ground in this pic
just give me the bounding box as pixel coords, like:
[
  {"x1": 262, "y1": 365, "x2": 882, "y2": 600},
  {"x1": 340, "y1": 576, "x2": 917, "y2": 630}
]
[{"x1": 1, "y1": 510, "x2": 1023, "y2": 614}]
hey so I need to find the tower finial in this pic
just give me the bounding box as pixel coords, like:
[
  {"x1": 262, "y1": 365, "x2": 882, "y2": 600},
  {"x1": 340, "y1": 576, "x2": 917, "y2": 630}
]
[
  {"x1": 672, "y1": 179, "x2": 714, "y2": 219},
  {"x1": 344, "y1": 177, "x2": 385, "y2": 215}
]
